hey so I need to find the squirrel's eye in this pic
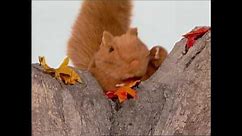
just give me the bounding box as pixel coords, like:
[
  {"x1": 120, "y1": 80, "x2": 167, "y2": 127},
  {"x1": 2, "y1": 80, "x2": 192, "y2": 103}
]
[{"x1": 109, "y1": 47, "x2": 114, "y2": 53}]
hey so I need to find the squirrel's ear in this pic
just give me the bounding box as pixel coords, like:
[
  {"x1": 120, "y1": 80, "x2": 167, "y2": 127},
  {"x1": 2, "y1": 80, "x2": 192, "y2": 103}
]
[
  {"x1": 128, "y1": 27, "x2": 138, "y2": 36},
  {"x1": 102, "y1": 31, "x2": 113, "y2": 46}
]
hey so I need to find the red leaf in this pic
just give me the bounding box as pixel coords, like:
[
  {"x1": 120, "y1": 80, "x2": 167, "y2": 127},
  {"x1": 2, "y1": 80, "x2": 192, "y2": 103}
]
[
  {"x1": 183, "y1": 27, "x2": 210, "y2": 49},
  {"x1": 105, "y1": 90, "x2": 116, "y2": 99},
  {"x1": 186, "y1": 37, "x2": 196, "y2": 48}
]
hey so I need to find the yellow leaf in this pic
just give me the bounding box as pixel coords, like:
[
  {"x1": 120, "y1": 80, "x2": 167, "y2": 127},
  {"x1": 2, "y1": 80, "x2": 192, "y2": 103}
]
[
  {"x1": 58, "y1": 56, "x2": 69, "y2": 68},
  {"x1": 38, "y1": 56, "x2": 55, "y2": 72},
  {"x1": 38, "y1": 56, "x2": 83, "y2": 85}
]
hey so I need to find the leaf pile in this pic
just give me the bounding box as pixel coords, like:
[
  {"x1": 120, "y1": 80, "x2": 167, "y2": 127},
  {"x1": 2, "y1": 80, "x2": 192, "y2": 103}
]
[{"x1": 39, "y1": 56, "x2": 82, "y2": 85}]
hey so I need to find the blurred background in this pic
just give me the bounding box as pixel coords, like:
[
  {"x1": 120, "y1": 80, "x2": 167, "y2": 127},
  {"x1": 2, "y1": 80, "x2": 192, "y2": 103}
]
[{"x1": 32, "y1": 0, "x2": 211, "y2": 67}]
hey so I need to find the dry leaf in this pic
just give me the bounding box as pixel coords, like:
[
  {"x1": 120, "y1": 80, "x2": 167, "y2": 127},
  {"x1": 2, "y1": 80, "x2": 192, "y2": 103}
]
[
  {"x1": 38, "y1": 56, "x2": 55, "y2": 74},
  {"x1": 39, "y1": 56, "x2": 83, "y2": 85},
  {"x1": 114, "y1": 88, "x2": 128, "y2": 103},
  {"x1": 114, "y1": 86, "x2": 137, "y2": 103},
  {"x1": 105, "y1": 91, "x2": 117, "y2": 99},
  {"x1": 105, "y1": 80, "x2": 140, "y2": 103},
  {"x1": 183, "y1": 27, "x2": 210, "y2": 49},
  {"x1": 126, "y1": 80, "x2": 141, "y2": 88}
]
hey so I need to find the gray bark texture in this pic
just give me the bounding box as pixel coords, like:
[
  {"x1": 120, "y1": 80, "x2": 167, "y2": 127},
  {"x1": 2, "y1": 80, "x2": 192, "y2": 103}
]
[{"x1": 32, "y1": 29, "x2": 211, "y2": 136}]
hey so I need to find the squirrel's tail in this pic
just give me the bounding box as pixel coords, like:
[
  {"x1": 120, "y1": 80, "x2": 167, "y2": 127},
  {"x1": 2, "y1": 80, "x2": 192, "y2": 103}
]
[{"x1": 67, "y1": 0, "x2": 132, "y2": 69}]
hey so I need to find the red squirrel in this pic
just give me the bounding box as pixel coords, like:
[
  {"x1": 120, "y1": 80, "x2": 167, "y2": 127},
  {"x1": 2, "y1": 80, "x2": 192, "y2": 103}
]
[{"x1": 67, "y1": 0, "x2": 167, "y2": 91}]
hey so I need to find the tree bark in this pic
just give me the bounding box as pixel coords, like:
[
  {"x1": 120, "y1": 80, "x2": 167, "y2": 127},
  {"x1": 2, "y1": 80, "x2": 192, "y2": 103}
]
[{"x1": 32, "y1": 29, "x2": 211, "y2": 136}]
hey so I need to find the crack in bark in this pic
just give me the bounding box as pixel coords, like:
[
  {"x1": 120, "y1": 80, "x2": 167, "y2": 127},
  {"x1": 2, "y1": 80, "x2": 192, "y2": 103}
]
[
  {"x1": 54, "y1": 82, "x2": 69, "y2": 136},
  {"x1": 148, "y1": 107, "x2": 164, "y2": 135},
  {"x1": 148, "y1": 85, "x2": 167, "y2": 135},
  {"x1": 185, "y1": 45, "x2": 206, "y2": 69},
  {"x1": 59, "y1": 106, "x2": 69, "y2": 136},
  {"x1": 108, "y1": 100, "x2": 117, "y2": 136}
]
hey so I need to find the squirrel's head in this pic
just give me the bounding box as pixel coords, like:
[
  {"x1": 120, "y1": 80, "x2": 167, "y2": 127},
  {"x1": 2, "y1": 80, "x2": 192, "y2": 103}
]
[{"x1": 91, "y1": 28, "x2": 150, "y2": 90}]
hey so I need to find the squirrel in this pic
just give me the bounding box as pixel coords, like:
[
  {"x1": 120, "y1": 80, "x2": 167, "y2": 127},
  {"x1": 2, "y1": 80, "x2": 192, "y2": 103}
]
[{"x1": 67, "y1": 0, "x2": 167, "y2": 91}]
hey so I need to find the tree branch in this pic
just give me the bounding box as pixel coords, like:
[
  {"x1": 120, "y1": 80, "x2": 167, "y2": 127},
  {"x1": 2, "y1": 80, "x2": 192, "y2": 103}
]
[{"x1": 32, "y1": 29, "x2": 211, "y2": 136}]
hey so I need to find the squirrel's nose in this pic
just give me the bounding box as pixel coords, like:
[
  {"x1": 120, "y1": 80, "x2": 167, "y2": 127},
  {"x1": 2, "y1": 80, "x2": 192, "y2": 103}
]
[{"x1": 130, "y1": 60, "x2": 139, "y2": 68}]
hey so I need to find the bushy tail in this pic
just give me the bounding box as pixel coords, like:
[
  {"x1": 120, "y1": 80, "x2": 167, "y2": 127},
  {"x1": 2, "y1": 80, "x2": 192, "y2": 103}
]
[{"x1": 67, "y1": 0, "x2": 132, "y2": 69}]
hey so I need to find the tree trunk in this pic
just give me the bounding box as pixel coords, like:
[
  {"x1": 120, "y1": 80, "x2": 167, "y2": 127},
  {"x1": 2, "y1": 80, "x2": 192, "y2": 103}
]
[{"x1": 32, "y1": 29, "x2": 211, "y2": 136}]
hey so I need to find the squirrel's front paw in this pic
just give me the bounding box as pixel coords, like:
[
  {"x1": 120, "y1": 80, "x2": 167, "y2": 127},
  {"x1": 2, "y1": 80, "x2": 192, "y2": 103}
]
[
  {"x1": 149, "y1": 45, "x2": 168, "y2": 68},
  {"x1": 142, "y1": 45, "x2": 168, "y2": 80}
]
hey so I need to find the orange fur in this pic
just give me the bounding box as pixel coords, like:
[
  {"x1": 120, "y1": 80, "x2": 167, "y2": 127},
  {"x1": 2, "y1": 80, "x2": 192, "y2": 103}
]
[
  {"x1": 68, "y1": 0, "x2": 132, "y2": 69},
  {"x1": 67, "y1": 0, "x2": 167, "y2": 91},
  {"x1": 142, "y1": 46, "x2": 168, "y2": 80},
  {"x1": 88, "y1": 28, "x2": 150, "y2": 91}
]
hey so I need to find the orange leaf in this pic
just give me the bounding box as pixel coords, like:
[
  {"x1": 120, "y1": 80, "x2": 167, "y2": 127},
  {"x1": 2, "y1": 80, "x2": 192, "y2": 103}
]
[
  {"x1": 114, "y1": 86, "x2": 137, "y2": 103},
  {"x1": 105, "y1": 80, "x2": 140, "y2": 102},
  {"x1": 115, "y1": 88, "x2": 128, "y2": 103},
  {"x1": 127, "y1": 80, "x2": 141, "y2": 88}
]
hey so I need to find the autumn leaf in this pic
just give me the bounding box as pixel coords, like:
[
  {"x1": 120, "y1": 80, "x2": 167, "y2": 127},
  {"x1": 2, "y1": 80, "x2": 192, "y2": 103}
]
[
  {"x1": 115, "y1": 86, "x2": 137, "y2": 103},
  {"x1": 38, "y1": 56, "x2": 55, "y2": 74},
  {"x1": 105, "y1": 80, "x2": 140, "y2": 103},
  {"x1": 183, "y1": 27, "x2": 210, "y2": 49},
  {"x1": 114, "y1": 88, "x2": 128, "y2": 103},
  {"x1": 105, "y1": 91, "x2": 117, "y2": 99},
  {"x1": 39, "y1": 56, "x2": 83, "y2": 85},
  {"x1": 126, "y1": 80, "x2": 141, "y2": 88}
]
